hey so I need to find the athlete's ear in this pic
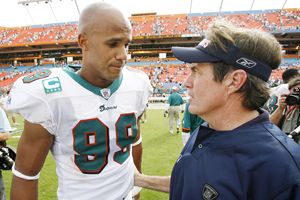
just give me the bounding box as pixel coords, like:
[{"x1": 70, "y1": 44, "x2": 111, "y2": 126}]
[
  {"x1": 224, "y1": 69, "x2": 247, "y2": 94},
  {"x1": 78, "y1": 33, "x2": 88, "y2": 51}
]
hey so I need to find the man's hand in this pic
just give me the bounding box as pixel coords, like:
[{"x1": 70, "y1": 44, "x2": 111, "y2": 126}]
[
  {"x1": 133, "y1": 165, "x2": 171, "y2": 193},
  {"x1": 0, "y1": 132, "x2": 11, "y2": 141},
  {"x1": 277, "y1": 94, "x2": 288, "y2": 111}
]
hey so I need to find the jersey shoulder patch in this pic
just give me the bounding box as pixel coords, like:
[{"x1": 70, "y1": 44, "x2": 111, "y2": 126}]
[
  {"x1": 21, "y1": 69, "x2": 62, "y2": 95},
  {"x1": 42, "y1": 77, "x2": 62, "y2": 94},
  {"x1": 23, "y1": 69, "x2": 51, "y2": 83}
]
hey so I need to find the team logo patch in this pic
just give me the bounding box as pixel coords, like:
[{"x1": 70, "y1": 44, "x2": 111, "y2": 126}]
[
  {"x1": 100, "y1": 88, "x2": 111, "y2": 100},
  {"x1": 99, "y1": 104, "x2": 117, "y2": 112},
  {"x1": 236, "y1": 57, "x2": 256, "y2": 68},
  {"x1": 42, "y1": 77, "x2": 62, "y2": 94},
  {"x1": 198, "y1": 39, "x2": 211, "y2": 48},
  {"x1": 23, "y1": 69, "x2": 51, "y2": 83},
  {"x1": 202, "y1": 184, "x2": 219, "y2": 200}
]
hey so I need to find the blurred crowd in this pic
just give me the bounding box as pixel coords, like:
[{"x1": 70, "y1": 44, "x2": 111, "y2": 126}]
[{"x1": 0, "y1": 9, "x2": 299, "y2": 46}]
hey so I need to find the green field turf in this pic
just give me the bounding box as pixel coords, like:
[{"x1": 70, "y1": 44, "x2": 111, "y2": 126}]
[{"x1": 4, "y1": 109, "x2": 184, "y2": 200}]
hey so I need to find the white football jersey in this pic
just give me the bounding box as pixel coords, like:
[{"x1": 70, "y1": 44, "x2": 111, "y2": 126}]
[
  {"x1": 5, "y1": 67, "x2": 152, "y2": 200},
  {"x1": 0, "y1": 107, "x2": 12, "y2": 132}
]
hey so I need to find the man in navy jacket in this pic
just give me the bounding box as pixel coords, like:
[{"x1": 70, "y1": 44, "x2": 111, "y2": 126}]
[{"x1": 134, "y1": 20, "x2": 300, "y2": 200}]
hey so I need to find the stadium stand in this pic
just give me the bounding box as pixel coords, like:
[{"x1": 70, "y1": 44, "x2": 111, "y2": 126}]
[
  {"x1": 0, "y1": 9, "x2": 300, "y2": 97},
  {"x1": 0, "y1": 9, "x2": 299, "y2": 46}
]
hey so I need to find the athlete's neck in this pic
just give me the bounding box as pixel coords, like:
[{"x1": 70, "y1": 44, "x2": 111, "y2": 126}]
[{"x1": 77, "y1": 69, "x2": 113, "y2": 88}]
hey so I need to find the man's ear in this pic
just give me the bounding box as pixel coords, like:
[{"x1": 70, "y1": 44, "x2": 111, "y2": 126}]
[
  {"x1": 78, "y1": 33, "x2": 88, "y2": 51},
  {"x1": 224, "y1": 70, "x2": 247, "y2": 94}
]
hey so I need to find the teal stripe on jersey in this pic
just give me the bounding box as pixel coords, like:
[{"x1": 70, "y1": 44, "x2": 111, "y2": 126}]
[{"x1": 63, "y1": 68, "x2": 123, "y2": 99}]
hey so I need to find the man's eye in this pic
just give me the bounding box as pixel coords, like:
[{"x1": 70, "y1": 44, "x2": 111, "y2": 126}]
[
  {"x1": 109, "y1": 43, "x2": 118, "y2": 47},
  {"x1": 191, "y1": 67, "x2": 197, "y2": 73}
]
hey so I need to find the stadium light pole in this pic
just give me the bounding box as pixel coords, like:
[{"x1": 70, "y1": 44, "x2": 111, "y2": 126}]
[
  {"x1": 250, "y1": 0, "x2": 255, "y2": 10},
  {"x1": 18, "y1": 0, "x2": 59, "y2": 24},
  {"x1": 18, "y1": 0, "x2": 49, "y2": 4},
  {"x1": 281, "y1": 0, "x2": 288, "y2": 9},
  {"x1": 18, "y1": 0, "x2": 56, "y2": 5},
  {"x1": 218, "y1": 0, "x2": 224, "y2": 16},
  {"x1": 48, "y1": 1, "x2": 58, "y2": 23},
  {"x1": 74, "y1": 0, "x2": 80, "y2": 15},
  {"x1": 24, "y1": 4, "x2": 36, "y2": 25},
  {"x1": 19, "y1": 0, "x2": 82, "y2": 24},
  {"x1": 279, "y1": 0, "x2": 288, "y2": 30},
  {"x1": 189, "y1": 0, "x2": 193, "y2": 14}
]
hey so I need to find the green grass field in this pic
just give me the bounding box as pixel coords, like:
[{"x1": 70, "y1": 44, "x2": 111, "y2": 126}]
[{"x1": 4, "y1": 109, "x2": 184, "y2": 200}]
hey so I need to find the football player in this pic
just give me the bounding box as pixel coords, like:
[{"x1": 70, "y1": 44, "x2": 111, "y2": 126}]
[{"x1": 7, "y1": 2, "x2": 152, "y2": 200}]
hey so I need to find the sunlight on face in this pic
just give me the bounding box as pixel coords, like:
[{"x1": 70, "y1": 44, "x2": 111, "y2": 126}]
[
  {"x1": 80, "y1": 7, "x2": 132, "y2": 87},
  {"x1": 184, "y1": 63, "x2": 227, "y2": 117}
]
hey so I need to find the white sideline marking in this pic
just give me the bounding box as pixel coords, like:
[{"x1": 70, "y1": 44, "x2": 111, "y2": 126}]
[
  {"x1": 10, "y1": 130, "x2": 23, "y2": 135},
  {"x1": 10, "y1": 129, "x2": 23, "y2": 139}
]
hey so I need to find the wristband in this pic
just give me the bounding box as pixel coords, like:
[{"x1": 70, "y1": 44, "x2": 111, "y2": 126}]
[
  {"x1": 12, "y1": 163, "x2": 40, "y2": 180},
  {"x1": 132, "y1": 136, "x2": 142, "y2": 146}
]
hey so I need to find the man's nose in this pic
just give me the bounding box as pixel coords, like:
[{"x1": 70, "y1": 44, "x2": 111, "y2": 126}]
[{"x1": 115, "y1": 46, "x2": 127, "y2": 61}]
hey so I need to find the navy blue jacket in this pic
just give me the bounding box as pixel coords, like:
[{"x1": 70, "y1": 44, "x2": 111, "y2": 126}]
[{"x1": 170, "y1": 110, "x2": 300, "y2": 200}]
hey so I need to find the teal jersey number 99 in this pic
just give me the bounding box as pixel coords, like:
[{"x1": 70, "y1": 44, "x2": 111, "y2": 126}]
[{"x1": 73, "y1": 113, "x2": 138, "y2": 174}]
